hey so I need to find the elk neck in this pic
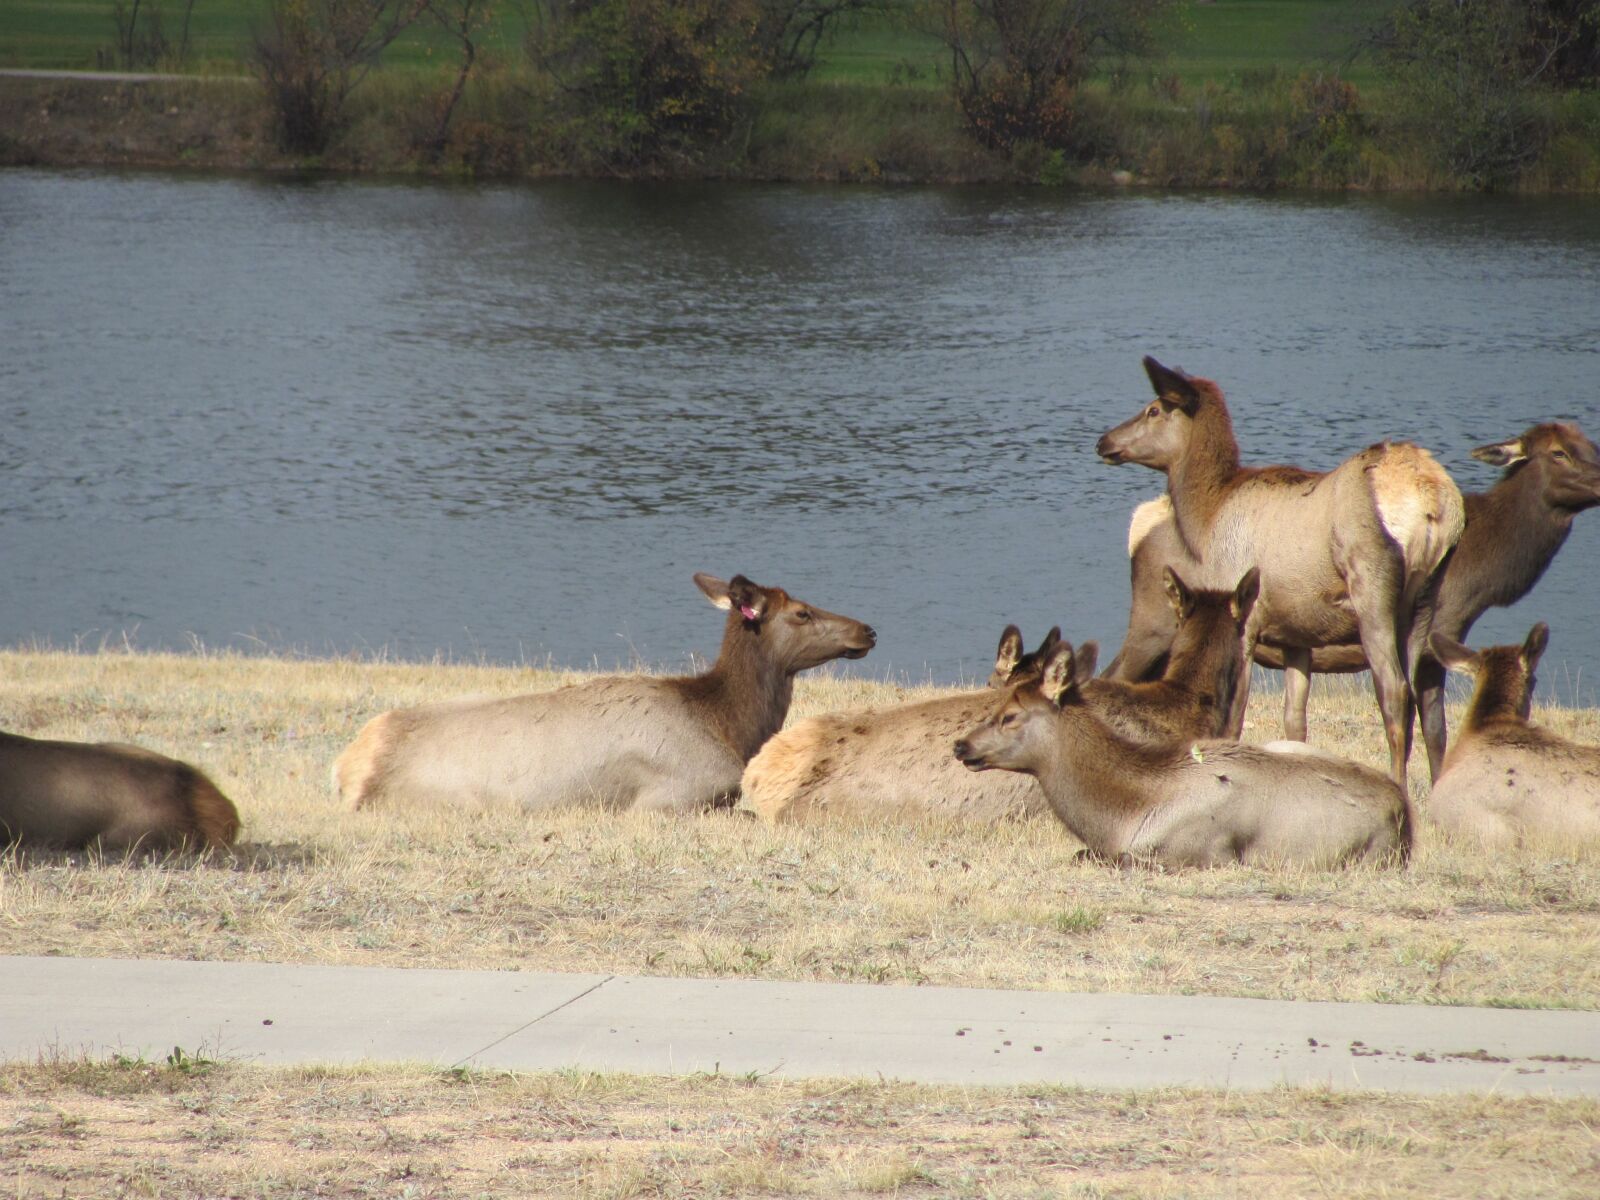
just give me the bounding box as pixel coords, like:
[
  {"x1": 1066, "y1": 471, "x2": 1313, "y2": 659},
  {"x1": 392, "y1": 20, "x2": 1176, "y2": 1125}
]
[{"x1": 681, "y1": 614, "x2": 795, "y2": 763}]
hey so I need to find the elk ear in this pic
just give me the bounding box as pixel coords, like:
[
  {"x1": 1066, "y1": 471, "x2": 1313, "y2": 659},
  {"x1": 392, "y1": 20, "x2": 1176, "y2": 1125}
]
[
  {"x1": 1142, "y1": 356, "x2": 1201, "y2": 414},
  {"x1": 1471, "y1": 437, "x2": 1526, "y2": 468},
  {"x1": 1039, "y1": 642, "x2": 1077, "y2": 707},
  {"x1": 1523, "y1": 622, "x2": 1550, "y2": 668},
  {"x1": 694, "y1": 573, "x2": 733, "y2": 610},
  {"x1": 1231, "y1": 567, "x2": 1261, "y2": 622},
  {"x1": 1073, "y1": 640, "x2": 1100, "y2": 681},
  {"x1": 994, "y1": 625, "x2": 1024, "y2": 677},
  {"x1": 1430, "y1": 631, "x2": 1478, "y2": 674},
  {"x1": 1035, "y1": 626, "x2": 1063, "y2": 660},
  {"x1": 725, "y1": 575, "x2": 769, "y2": 622},
  {"x1": 1163, "y1": 567, "x2": 1195, "y2": 619}
]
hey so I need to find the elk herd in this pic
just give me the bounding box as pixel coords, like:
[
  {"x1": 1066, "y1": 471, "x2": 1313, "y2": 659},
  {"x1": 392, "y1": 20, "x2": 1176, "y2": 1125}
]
[{"x1": 4, "y1": 359, "x2": 1600, "y2": 870}]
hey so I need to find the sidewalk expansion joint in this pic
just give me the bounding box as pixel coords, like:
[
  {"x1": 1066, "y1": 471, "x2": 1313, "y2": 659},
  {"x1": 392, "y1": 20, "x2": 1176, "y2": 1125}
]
[{"x1": 452, "y1": 974, "x2": 616, "y2": 1068}]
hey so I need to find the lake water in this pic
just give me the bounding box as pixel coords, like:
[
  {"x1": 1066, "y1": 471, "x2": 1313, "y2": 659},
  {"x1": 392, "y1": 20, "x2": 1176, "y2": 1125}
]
[{"x1": 2, "y1": 169, "x2": 1598, "y2": 700}]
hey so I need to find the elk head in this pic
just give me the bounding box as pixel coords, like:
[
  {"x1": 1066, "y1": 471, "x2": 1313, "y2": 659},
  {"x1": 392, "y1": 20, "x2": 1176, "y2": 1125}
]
[
  {"x1": 1096, "y1": 357, "x2": 1205, "y2": 470},
  {"x1": 1431, "y1": 622, "x2": 1549, "y2": 724},
  {"x1": 695, "y1": 573, "x2": 876, "y2": 673},
  {"x1": 954, "y1": 640, "x2": 1097, "y2": 773},
  {"x1": 1472, "y1": 422, "x2": 1600, "y2": 515}
]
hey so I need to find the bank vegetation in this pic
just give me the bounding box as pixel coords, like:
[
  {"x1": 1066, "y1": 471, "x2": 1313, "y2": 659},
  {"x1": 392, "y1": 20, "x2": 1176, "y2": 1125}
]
[{"x1": 1, "y1": 0, "x2": 1597, "y2": 190}]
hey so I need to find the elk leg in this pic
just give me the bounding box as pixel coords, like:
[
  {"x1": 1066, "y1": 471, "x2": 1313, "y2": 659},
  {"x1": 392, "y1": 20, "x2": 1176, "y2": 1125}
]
[
  {"x1": 1346, "y1": 559, "x2": 1414, "y2": 786},
  {"x1": 1280, "y1": 647, "x2": 1311, "y2": 742},
  {"x1": 1414, "y1": 654, "x2": 1448, "y2": 782}
]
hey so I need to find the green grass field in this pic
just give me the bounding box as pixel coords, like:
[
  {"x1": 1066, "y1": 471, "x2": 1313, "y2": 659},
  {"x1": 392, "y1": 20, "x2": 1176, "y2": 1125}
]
[{"x1": 0, "y1": 0, "x2": 1393, "y2": 88}]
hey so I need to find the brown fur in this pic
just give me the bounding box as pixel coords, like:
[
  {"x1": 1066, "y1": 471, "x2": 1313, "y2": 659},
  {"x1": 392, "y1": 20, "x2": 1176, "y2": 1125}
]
[
  {"x1": 1108, "y1": 422, "x2": 1600, "y2": 782},
  {"x1": 1096, "y1": 357, "x2": 1464, "y2": 786},
  {"x1": 0, "y1": 731, "x2": 240, "y2": 852},
  {"x1": 334, "y1": 573, "x2": 875, "y2": 813},
  {"x1": 1428, "y1": 624, "x2": 1600, "y2": 848},
  {"x1": 1084, "y1": 567, "x2": 1257, "y2": 743},
  {"x1": 953, "y1": 643, "x2": 1411, "y2": 870}
]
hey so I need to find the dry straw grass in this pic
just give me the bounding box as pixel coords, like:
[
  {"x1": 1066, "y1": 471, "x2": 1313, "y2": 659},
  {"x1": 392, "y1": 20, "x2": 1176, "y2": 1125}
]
[
  {"x1": 3, "y1": 1056, "x2": 1597, "y2": 1199},
  {"x1": 3, "y1": 647, "x2": 1597, "y2": 1011}
]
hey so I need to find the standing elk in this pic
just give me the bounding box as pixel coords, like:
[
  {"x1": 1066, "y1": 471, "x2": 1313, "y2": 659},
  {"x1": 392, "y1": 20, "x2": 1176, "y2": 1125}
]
[
  {"x1": 1104, "y1": 422, "x2": 1600, "y2": 781},
  {"x1": 953, "y1": 641, "x2": 1412, "y2": 870},
  {"x1": 1095, "y1": 357, "x2": 1464, "y2": 785},
  {"x1": 334, "y1": 573, "x2": 875, "y2": 813},
  {"x1": 1428, "y1": 623, "x2": 1600, "y2": 849},
  {"x1": 0, "y1": 731, "x2": 240, "y2": 852}
]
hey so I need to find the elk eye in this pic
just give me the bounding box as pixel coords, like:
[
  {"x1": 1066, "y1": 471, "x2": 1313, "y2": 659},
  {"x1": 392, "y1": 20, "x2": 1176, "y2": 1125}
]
[
  {"x1": 1146, "y1": 404, "x2": 1160, "y2": 418},
  {"x1": 793, "y1": 609, "x2": 813, "y2": 622},
  {"x1": 1000, "y1": 712, "x2": 1020, "y2": 727},
  {"x1": 1553, "y1": 449, "x2": 1569, "y2": 460}
]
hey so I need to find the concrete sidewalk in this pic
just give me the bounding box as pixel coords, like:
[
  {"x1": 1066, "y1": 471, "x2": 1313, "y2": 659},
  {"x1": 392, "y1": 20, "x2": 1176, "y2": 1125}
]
[{"x1": 3, "y1": 956, "x2": 1596, "y2": 1096}]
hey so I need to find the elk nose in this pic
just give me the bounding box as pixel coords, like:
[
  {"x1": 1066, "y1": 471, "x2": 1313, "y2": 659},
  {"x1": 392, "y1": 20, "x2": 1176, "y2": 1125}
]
[
  {"x1": 862, "y1": 625, "x2": 878, "y2": 645},
  {"x1": 952, "y1": 738, "x2": 972, "y2": 761}
]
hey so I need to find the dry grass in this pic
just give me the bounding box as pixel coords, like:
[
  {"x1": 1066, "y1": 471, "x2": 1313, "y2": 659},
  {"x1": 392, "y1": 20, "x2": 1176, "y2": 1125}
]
[
  {"x1": 2, "y1": 648, "x2": 1598, "y2": 1010},
  {"x1": 3, "y1": 1055, "x2": 1597, "y2": 1199}
]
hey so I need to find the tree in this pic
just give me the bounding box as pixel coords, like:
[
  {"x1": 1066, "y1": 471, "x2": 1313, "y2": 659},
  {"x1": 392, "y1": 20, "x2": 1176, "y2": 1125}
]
[
  {"x1": 422, "y1": 0, "x2": 496, "y2": 161},
  {"x1": 1376, "y1": 1, "x2": 1598, "y2": 185},
  {"x1": 252, "y1": 0, "x2": 426, "y2": 156},
  {"x1": 755, "y1": 0, "x2": 879, "y2": 79},
  {"x1": 527, "y1": 0, "x2": 765, "y2": 168},
  {"x1": 932, "y1": 0, "x2": 1172, "y2": 153}
]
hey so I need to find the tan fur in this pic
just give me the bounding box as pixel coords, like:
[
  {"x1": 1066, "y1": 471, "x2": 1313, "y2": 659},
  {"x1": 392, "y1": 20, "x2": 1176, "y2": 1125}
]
[
  {"x1": 1366, "y1": 442, "x2": 1466, "y2": 613},
  {"x1": 1096, "y1": 358, "x2": 1466, "y2": 786},
  {"x1": 334, "y1": 574, "x2": 875, "y2": 813},
  {"x1": 954, "y1": 644, "x2": 1411, "y2": 870},
  {"x1": 1127, "y1": 494, "x2": 1173, "y2": 557},
  {"x1": 1430, "y1": 626, "x2": 1600, "y2": 849},
  {"x1": 0, "y1": 731, "x2": 240, "y2": 852}
]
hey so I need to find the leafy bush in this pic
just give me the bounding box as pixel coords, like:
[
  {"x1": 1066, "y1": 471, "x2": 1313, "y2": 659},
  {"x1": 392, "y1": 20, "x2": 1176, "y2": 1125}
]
[
  {"x1": 931, "y1": 0, "x2": 1173, "y2": 156},
  {"x1": 527, "y1": 0, "x2": 766, "y2": 169}
]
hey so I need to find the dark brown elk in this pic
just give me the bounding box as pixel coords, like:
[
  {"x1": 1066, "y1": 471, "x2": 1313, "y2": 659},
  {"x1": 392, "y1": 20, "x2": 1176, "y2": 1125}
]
[
  {"x1": 334, "y1": 573, "x2": 875, "y2": 812},
  {"x1": 1095, "y1": 357, "x2": 1464, "y2": 785},
  {"x1": 1107, "y1": 422, "x2": 1600, "y2": 781},
  {"x1": 740, "y1": 626, "x2": 1062, "y2": 824},
  {"x1": 0, "y1": 731, "x2": 240, "y2": 852},
  {"x1": 953, "y1": 641, "x2": 1411, "y2": 869},
  {"x1": 1428, "y1": 623, "x2": 1600, "y2": 849},
  {"x1": 1083, "y1": 566, "x2": 1258, "y2": 744}
]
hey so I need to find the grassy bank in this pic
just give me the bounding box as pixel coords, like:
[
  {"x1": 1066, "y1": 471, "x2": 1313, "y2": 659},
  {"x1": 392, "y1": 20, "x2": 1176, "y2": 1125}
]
[
  {"x1": 4, "y1": 1057, "x2": 1596, "y2": 1198},
  {"x1": 3, "y1": 647, "x2": 1597, "y2": 1010},
  {"x1": 3, "y1": 2, "x2": 1598, "y2": 189}
]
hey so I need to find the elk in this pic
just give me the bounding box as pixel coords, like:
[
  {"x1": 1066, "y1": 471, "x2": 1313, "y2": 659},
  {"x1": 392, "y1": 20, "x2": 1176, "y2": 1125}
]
[
  {"x1": 743, "y1": 567, "x2": 1255, "y2": 825},
  {"x1": 1105, "y1": 422, "x2": 1600, "y2": 781},
  {"x1": 334, "y1": 573, "x2": 876, "y2": 813},
  {"x1": 1428, "y1": 624, "x2": 1600, "y2": 849},
  {"x1": 0, "y1": 731, "x2": 240, "y2": 852},
  {"x1": 1095, "y1": 357, "x2": 1464, "y2": 785},
  {"x1": 952, "y1": 641, "x2": 1412, "y2": 870},
  {"x1": 740, "y1": 625, "x2": 1063, "y2": 825}
]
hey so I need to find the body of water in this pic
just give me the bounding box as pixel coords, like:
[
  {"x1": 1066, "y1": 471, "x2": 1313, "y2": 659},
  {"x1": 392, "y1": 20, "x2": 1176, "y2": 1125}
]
[{"x1": 2, "y1": 170, "x2": 1597, "y2": 700}]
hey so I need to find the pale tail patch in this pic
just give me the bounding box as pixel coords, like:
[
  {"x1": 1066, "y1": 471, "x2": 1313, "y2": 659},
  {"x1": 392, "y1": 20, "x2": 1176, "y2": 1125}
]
[
  {"x1": 1127, "y1": 495, "x2": 1173, "y2": 558},
  {"x1": 1367, "y1": 443, "x2": 1466, "y2": 590}
]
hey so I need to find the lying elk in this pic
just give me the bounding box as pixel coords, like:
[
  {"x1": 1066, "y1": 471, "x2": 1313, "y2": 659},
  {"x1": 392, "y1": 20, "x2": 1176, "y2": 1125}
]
[
  {"x1": 1428, "y1": 623, "x2": 1600, "y2": 849},
  {"x1": 743, "y1": 567, "x2": 1255, "y2": 825},
  {"x1": 1096, "y1": 357, "x2": 1464, "y2": 785},
  {"x1": 953, "y1": 641, "x2": 1412, "y2": 870},
  {"x1": 1105, "y1": 422, "x2": 1600, "y2": 781},
  {"x1": 740, "y1": 625, "x2": 1063, "y2": 824},
  {"x1": 0, "y1": 731, "x2": 240, "y2": 852},
  {"x1": 334, "y1": 573, "x2": 875, "y2": 812}
]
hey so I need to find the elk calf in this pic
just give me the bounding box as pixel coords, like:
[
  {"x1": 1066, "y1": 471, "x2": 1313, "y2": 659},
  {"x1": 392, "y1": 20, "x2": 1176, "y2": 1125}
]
[
  {"x1": 1429, "y1": 624, "x2": 1600, "y2": 849},
  {"x1": 334, "y1": 573, "x2": 875, "y2": 813},
  {"x1": 953, "y1": 642, "x2": 1411, "y2": 870},
  {"x1": 0, "y1": 732, "x2": 240, "y2": 852},
  {"x1": 740, "y1": 626, "x2": 1062, "y2": 825}
]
